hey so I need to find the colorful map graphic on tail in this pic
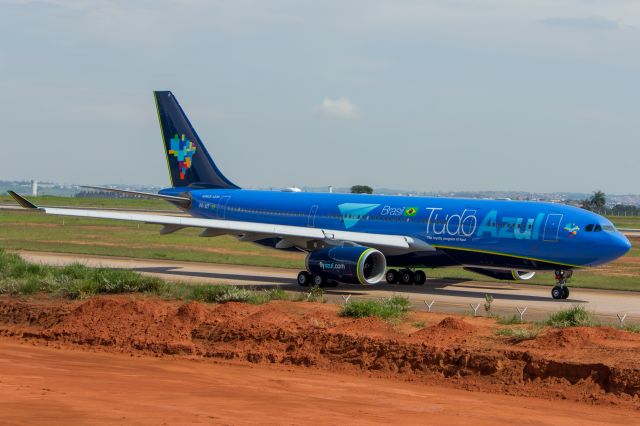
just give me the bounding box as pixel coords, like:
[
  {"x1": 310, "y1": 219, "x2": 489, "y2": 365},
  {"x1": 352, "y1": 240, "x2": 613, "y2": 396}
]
[{"x1": 169, "y1": 134, "x2": 197, "y2": 180}]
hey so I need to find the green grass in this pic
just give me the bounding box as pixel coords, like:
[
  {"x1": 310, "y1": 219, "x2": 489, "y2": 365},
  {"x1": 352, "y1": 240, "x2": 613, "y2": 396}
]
[
  {"x1": 545, "y1": 305, "x2": 597, "y2": 328},
  {"x1": 609, "y1": 216, "x2": 640, "y2": 230},
  {"x1": 339, "y1": 295, "x2": 411, "y2": 320},
  {"x1": 0, "y1": 210, "x2": 305, "y2": 269},
  {"x1": 0, "y1": 249, "x2": 291, "y2": 304},
  {"x1": 496, "y1": 314, "x2": 525, "y2": 325},
  {"x1": 494, "y1": 326, "x2": 540, "y2": 342},
  {"x1": 304, "y1": 285, "x2": 325, "y2": 302},
  {"x1": 0, "y1": 195, "x2": 177, "y2": 210}
]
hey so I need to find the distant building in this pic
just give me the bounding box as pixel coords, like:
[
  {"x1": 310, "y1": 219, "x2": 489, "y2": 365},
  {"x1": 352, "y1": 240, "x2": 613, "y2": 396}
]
[{"x1": 31, "y1": 180, "x2": 38, "y2": 196}]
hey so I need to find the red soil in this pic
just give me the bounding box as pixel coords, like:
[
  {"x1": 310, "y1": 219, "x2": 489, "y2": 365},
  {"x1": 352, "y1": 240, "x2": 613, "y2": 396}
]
[
  {"x1": 3, "y1": 340, "x2": 634, "y2": 426},
  {"x1": 1, "y1": 295, "x2": 640, "y2": 412}
]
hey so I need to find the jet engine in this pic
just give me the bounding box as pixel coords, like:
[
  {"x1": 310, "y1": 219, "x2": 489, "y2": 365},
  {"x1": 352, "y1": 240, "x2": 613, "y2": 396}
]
[
  {"x1": 464, "y1": 267, "x2": 536, "y2": 281},
  {"x1": 306, "y1": 246, "x2": 387, "y2": 285}
]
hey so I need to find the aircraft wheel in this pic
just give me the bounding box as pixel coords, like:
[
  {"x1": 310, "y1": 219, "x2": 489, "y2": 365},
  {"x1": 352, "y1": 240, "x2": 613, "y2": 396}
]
[
  {"x1": 400, "y1": 270, "x2": 414, "y2": 285},
  {"x1": 562, "y1": 286, "x2": 570, "y2": 299},
  {"x1": 312, "y1": 274, "x2": 326, "y2": 287},
  {"x1": 551, "y1": 285, "x2": 563, "y2": 300},
  {"x1": 297, "y1": 271, "x2": 311, "y2": 287},
  {"x1": 413, "y1": 270, "x2": 426, "y2": 285},
  {"x1": 386, "y1": 269, "x2": 399, "y2": 284}
]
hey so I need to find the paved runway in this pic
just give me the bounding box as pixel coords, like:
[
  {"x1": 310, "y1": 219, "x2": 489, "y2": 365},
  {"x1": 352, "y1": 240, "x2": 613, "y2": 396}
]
[{"x1": 18, "y1": 250, "x2": 640, "y2": 324}]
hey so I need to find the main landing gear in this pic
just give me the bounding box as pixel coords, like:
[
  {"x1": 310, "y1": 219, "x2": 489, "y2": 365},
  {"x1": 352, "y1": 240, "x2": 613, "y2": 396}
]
[
  {"x1": 296, "y1": 271, "x2": 338, "y2": 288},
  {"x1": 385, "y1": 269, "x2": 426, "y2": 286},
  {"x1": 551, "y1": 269, "x2": 573, "y2": 300}
]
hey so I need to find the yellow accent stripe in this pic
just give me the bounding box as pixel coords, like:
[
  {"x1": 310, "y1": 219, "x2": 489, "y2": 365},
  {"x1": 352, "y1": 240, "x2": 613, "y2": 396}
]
[
  {"x1": 154, "y1": 92, "x2": 175, "y2": 188},
  {"x1": 356, "y1": 248, "x2": 373, "y2": 284},
  {"x1": 432, "y1": 244, "x2": 583, "y2": 269}
]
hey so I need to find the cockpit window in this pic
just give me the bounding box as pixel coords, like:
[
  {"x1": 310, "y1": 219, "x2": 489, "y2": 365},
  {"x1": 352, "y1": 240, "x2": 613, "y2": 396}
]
[
  {"x1": 603, "y1": 225, "x2": 615, "y2": 232},
  {"x1": 594, "y1": 224, "x2": 602, "y2": 232},
  {"x1": 585, "y1": 224, "x2": 594, "y2": 232}
]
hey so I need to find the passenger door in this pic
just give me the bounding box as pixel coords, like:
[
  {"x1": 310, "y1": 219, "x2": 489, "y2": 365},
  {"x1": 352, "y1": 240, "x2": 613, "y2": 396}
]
[
  {"x1": 215, "y1": 196, "x2": 231, "y2": 219},
  {"x1": 307, "y1": 204, "x2": 319, "y2": 227},
  {"x1": 543, "y1": 214, "x2": 563, "y2": 242}
]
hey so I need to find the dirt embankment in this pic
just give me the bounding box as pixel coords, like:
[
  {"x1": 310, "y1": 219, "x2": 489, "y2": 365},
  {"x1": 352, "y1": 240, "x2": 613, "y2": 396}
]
[{"x1": 1, "y1": 295, "x2": 640, "y2": 409}]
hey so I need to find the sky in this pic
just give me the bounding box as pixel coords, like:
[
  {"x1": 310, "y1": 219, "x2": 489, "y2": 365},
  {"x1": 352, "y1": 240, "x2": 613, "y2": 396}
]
[{"x1": 1, "y1": 0, "x2": 639, "y2": 193}]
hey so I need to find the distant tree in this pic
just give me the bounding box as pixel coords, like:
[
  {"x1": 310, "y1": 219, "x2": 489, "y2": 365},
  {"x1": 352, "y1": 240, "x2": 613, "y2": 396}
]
[
  {"x1": 350, "y1": 185, "x2": 373, "y2": 194},
  {"x1": 581, "y1": 190, "x2": 606, "y2": 212},
  {"x1": 611, "y1": 204, "x2": 639, "y2": 216}
]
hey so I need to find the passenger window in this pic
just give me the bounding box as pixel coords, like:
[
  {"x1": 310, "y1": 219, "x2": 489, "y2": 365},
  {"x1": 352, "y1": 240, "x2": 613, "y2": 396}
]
[
  {"x1": 594, "y1": 224, "x2": 602, "y2": 232},
  {"x1": 585, "y1": 224, "x2": 593, "y2": 232}
]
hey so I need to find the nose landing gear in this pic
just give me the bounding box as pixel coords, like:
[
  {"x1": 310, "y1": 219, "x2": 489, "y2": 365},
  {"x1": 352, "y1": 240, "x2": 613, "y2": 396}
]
[{"x1": 551, "y1": 269, "x2": 572, "y2": 300}]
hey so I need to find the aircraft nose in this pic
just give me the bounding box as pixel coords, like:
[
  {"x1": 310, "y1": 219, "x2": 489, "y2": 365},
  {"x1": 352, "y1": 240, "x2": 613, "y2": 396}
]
[
  {"x1": 622, "y1": 235, "x2": 632, "y2": 252},
  {"x1": 612, "y1": 234, "x2": 632, "y2": 258}
]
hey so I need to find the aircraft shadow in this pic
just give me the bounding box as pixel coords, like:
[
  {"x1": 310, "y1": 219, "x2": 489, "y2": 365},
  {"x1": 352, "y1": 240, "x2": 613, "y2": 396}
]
[
  {"x1": 134, "y1": 266, "x2": 298, "y2": 285},
  {"x1": 135, "y1": 266, "x2": 584, "y2": 304}
]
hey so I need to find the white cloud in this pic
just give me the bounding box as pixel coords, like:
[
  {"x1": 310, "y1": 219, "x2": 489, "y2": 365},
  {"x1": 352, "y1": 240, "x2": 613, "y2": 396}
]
[{"x1": 315, "y1": 97, "x2": 360, "y2": 119}]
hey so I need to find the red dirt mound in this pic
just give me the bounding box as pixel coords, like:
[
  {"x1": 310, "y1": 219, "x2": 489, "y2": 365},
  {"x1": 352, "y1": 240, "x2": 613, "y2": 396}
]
[
  {"x1": 435, "y1": 316, "x2": 477, "y2": 332},
  {"x1": 523, "y1": 326, "x2": 640, "y2": 350},
  {"x1": 328, "y1": 316, "x2": 399, "y2": 338},
  {"x1": 43, "y1": 298, "x2": 213, "y2": 354},
  {"x1": 2, "y1": 295, "x2": 640, "y2": 408},
  {"x1": 409, "y1": 316, "x2": 478, "y2": 345}
]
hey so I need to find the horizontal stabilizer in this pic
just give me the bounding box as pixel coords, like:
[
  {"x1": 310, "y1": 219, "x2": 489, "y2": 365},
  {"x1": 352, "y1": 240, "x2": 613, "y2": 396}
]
[
  {"x1": 7, "y1": 191, "x2": 39, "y2": 209},
  {"x1": 81, "y1": 185, "x2": 191, "y2": 209}
]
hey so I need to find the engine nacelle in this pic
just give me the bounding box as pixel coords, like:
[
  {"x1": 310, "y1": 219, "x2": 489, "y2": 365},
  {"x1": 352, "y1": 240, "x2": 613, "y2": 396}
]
[
  {"x1": 306, "y1": 246, "x2": 387, "y2": 285},
  {"x1": 464, "y1": 267, "x2": 536, "y2": 281}
]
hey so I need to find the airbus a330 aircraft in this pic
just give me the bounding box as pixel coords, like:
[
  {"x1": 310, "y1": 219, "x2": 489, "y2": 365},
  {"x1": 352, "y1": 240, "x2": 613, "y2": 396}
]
[{"x1": 10, "y1": 91, "x2": 632, "y2": 299}]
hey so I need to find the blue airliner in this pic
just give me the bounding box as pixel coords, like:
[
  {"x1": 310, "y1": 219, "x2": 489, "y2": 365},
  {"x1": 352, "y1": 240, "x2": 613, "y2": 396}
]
[{"x1": 9, "y1": 91, "x2": 632, "y2": 299}]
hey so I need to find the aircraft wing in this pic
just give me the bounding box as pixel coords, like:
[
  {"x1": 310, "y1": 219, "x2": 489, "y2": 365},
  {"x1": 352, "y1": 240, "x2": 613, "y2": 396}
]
[{"x1": 7, "y1": 192, "x2": 433, "y2": 252}]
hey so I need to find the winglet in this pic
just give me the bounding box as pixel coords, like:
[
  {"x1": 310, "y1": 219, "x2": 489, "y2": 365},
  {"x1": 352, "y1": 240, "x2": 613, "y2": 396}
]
[{"x1": 7, "y1": 191, "x2": 39, "y2": 209}]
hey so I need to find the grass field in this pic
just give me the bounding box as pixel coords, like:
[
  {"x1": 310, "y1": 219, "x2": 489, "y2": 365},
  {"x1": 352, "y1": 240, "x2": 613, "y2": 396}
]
[
  {"x1": 0, "y1": 210, "x2": 303, "y2": 268},
  {"x1": 610, "y1": 216, "x2": 640, "y2": 229},
  {"x1": 0, "y1": 250, "x2": 293, "y2": 304},
  {"x1": 0, "y1": 195, "x2": 177, "y2": 210},
  {"x1": 0, "y1": 197, "x2": 639, "y2": 291}
]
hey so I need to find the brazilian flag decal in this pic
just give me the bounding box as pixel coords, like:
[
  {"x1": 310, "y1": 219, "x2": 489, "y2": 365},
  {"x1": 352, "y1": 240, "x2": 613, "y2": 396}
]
[{"x1": 403, "y1": 207, "x2": 418, "y2": 217}]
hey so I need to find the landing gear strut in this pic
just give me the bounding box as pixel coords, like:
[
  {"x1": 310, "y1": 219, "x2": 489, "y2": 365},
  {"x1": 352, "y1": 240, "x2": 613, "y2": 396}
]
[
  {"x1": 551, "y1": 269, "x2": 573, "y2": 300},
  {"x1": 385, "y1": 269, "x2": 426, "y2": 285}
]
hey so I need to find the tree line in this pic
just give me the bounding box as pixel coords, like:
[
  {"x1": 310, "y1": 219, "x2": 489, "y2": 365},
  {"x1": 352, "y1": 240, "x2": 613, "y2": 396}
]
[{"x1": 581, "y1": 191, "x2": 638, "y2": 216}]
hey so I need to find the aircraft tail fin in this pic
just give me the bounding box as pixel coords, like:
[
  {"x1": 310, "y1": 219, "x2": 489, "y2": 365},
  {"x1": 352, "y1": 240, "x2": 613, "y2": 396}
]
[{"x1": 154, "y1": 91, "x2": 239, "y2": 189}]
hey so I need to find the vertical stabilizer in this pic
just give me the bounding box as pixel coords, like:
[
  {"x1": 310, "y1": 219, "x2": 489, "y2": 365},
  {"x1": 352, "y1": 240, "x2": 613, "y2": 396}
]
[{"x1": 154, "y1": 91, "x2": 239, "y2": 189}]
